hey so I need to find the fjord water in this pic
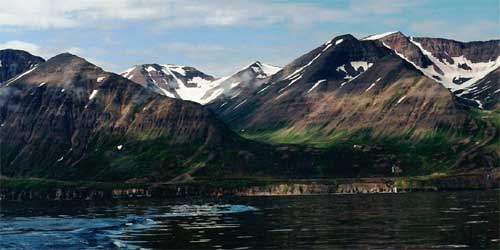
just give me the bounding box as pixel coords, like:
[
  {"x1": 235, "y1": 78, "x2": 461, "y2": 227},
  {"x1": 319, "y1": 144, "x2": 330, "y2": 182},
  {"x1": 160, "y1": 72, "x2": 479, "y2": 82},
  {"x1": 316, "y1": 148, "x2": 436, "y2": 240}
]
[{"x1": 1, "y1": 191, "x2": 498, "y2": 249}]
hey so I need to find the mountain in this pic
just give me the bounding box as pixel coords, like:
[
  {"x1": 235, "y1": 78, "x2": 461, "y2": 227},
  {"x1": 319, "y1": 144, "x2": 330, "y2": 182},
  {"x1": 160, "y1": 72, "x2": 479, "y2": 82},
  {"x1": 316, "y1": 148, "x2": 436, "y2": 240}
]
[
  {"x1": 213, "y1": 34, "x2": 469, "y2": 134},
  {"x1": 0, "y1": 49, "x2": 45, "y2": 84},
  {"x1": 363, "y1": 31, "x2": 500, "y2": 109},
  {"x1": 0, "y1": 53, "x2": 247, "y2": 181},
  {"x1": 0, "y1": 53, "x2": 363, "y2": 181},
  {"x1": 120, "y1": 63, "x2": 215, "y2": 101},
  {"x1": 201, "y1": 61, "x2": 281, "y2": 104},
  {"x1": 122, "y1": 61, "x2": 280, "y2": 105},
  {"x1": 1, "y1": 32, "x2": 497, "y2": 182},
  {"x1": 208, "y1": 34, "x2": 497, "y2": 171}
]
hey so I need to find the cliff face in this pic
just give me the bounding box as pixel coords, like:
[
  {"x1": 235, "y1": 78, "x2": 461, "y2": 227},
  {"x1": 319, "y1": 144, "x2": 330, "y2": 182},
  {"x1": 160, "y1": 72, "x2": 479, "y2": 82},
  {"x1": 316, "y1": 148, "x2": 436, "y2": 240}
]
[
  {"x1": 0, "y1": 49, "x2": 45, "y2": 84},
  {"x1": 411, "y1": 37, "x2": 499, "y2": 64},
  {"x1": 3, "y1": 169, "x2": 498, "y2": 201}
]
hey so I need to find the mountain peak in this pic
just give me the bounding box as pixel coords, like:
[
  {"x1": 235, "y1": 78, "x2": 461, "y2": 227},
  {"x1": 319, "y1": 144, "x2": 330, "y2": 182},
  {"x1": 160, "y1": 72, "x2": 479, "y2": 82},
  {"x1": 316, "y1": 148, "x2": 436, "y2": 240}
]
[
  {"x1": 44, "y1": 53, "x2": 92, "y2": 68},
  {"x1": 325, "y1": 34, "x2": 358, "y2": 45},
  {"x1": 0, "y1": 49, "x2": 45, "y2": 84},
  {"x1": 0, "y1": 48, "x2": 44, "y2": 60},
  {"x1": 337, "y1": 34, "x2": 358, "y2": 40},
  {"x1": 2, "y1": 52, "x2": 109, "y2": 90}
]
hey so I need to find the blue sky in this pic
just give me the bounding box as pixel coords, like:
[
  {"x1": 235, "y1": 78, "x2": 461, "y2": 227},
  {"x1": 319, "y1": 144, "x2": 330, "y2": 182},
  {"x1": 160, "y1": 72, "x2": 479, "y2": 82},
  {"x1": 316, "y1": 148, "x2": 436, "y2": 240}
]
[{"x1": 0, "y1": 0, "x2": 498, "y2": 76}]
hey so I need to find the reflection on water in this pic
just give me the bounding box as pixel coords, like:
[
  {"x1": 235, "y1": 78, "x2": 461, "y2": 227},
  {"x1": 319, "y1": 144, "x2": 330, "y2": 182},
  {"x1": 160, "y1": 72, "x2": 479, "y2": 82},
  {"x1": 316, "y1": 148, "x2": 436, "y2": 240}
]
[{"x1": 0, "y1": 191, "x2": 498, "y2": 249}]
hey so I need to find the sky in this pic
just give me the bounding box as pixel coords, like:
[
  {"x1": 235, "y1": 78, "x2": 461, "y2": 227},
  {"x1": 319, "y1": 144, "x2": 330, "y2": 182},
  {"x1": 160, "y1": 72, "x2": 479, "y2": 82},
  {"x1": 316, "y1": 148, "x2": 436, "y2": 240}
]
[{"x1": 0, "y1": 0, "x2": 498, "y2": 76}]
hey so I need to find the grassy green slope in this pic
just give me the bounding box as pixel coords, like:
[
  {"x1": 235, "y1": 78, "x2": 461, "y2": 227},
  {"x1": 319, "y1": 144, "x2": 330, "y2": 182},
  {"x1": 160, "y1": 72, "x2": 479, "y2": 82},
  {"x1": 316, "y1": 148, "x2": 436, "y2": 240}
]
[{"x1": 241, "y1": 108, "x2": 499, "y2": 176}]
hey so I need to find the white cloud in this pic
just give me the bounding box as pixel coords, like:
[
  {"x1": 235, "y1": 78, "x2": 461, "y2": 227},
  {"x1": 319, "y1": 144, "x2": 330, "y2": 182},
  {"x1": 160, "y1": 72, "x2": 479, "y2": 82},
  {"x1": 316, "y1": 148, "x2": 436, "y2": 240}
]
[
  {"x1": 0, "y1": 0, "x2": 418, "y2": 29},
  {"x1": 0, "y1": 40, "x2": 88, "y2": 59},
  {"x1": 0, "y1": 40, "x2": 117, "y2": 71},
  {"x1": 0, "y1": 40, "x2": 42, "y2": 55}
]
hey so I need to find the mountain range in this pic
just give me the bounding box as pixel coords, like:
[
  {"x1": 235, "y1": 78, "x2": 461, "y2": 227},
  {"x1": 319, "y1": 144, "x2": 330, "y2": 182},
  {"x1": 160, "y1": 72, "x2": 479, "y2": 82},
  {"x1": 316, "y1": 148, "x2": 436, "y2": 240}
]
[{"x1": 0, "y1": 31, "x2": 498, "y2": 183}]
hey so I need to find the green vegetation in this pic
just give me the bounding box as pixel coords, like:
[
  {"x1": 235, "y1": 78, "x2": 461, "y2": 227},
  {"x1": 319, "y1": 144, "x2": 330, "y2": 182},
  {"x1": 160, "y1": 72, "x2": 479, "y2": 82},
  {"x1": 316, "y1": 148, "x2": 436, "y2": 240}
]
[
  {"x1": 30, "y1": 135, "x2": 215, "y2": 182},
  {"x1": 0, "y1": 177, "x2": 145, "y2": 191},
  {"x1": 241, "y1": 108, "x2": 499, "y2": 177}
]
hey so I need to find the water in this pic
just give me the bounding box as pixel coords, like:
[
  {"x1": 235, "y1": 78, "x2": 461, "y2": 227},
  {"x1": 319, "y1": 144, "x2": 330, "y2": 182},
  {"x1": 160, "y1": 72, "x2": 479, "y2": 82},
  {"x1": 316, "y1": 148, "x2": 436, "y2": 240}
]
[{"x1": 0, "y1": 191, "x2": 498, "y2": 249}]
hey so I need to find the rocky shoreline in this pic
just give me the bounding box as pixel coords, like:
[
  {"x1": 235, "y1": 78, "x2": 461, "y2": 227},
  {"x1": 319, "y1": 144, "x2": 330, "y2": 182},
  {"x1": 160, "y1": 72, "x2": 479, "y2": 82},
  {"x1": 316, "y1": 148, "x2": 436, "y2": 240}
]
[{"x1": 1, "y1": 170, "x2": 498, "y2": 201}]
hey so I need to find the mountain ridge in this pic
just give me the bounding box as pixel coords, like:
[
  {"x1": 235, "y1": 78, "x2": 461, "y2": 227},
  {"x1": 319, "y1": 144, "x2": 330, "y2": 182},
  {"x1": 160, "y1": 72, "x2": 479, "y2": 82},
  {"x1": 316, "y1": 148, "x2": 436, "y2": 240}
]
[
  {"x1": 0, "y1": 31, "x2": 498, "y2": 181},
  {"x1": 368, "y1": 31, "x2": 499, "y2": 109}
]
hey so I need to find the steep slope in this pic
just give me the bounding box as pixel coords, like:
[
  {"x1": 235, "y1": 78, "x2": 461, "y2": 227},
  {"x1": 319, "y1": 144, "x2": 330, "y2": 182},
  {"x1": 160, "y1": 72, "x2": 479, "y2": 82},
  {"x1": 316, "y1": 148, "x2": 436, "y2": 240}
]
[
  {"x1": 120, "y1": 64, "x2": 215, "y2": 101},
  {"x1": 210, "y1": 34, "x2": 496, "y2": 172},
  {"x1": 0, "y1": 53, "x2": 241, "y2": 181},
  {"x1": 454, "y1": 67, "x2": 500, "y2": 109},
  {"x1": 366, "y1": 32, "x2": 500, "y2": 109},
  {"x1": 216, "y1": 34, "x2": 468, "y2": 135},
  {"x1": 0, "y1": 49, "x2": 45, "y2": 84},
  {"x1": 201, "y1": 61, "x2": 280, "y2": 104},
  {"x1": 122, "y1": 61, "x2": 280, "y2": 105},
  {"x1": 0, "y1": 53, "x2": 369, "y2": 181}
]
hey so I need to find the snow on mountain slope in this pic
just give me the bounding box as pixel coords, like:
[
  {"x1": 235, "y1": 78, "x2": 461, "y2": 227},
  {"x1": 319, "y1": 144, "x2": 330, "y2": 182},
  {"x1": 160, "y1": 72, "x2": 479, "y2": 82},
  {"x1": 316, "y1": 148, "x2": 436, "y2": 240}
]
[
  {"x1": 362, "y1": 31, "x2": 399, "y2": 41},
  {"x1": 408, "y1": 37, "x2": 499, "y2": 92},
  {"x1": 369, "y1": 31, "x2": 500, "y2": 109},
  {"x1": 1, "y1": 49, "x2": 45, "y2": 84},
  {"x1": 121, "y1": 61, "x2": 281, "y2": 105},
  {"x1": 201, "y1": 61, "x2": 281, "y2": 103},
  {"x1": 120, "y1": 64, "x2": 215, "y2": 101},
  {"x1": 209, "y1": 33, "x2": 471, "y2": 141}
]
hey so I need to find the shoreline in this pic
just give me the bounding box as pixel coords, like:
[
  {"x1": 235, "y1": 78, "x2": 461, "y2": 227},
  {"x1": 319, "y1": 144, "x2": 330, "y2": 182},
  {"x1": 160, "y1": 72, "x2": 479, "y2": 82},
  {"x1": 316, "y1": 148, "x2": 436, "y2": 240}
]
[{"x1": 1, "y1": 169, "x2": 498, "y2": 201}]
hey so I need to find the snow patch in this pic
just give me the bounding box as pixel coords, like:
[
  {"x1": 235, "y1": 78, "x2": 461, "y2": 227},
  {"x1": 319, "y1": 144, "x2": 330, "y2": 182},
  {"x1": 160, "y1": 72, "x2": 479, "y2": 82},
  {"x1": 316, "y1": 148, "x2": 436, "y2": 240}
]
[
  {"x1": 365, "y1": 77, "x2": 381, "y2": 92},
  {"x1": 257, "y1": 85, "x2": 271, "y2": 94},
  {"x1": 322, "y1": 43, "x2": 333, "y2": 52},
  {"x1": 232, "y1": 99, "x2": 247, "y2": 110},
  {"x1": 408, "y1": 38, "x2": 500, "y2": 92},
  {"x1": 307, "y1": 79, "x2": 326, "y2": 93},
  {"x1": 97, "y1": 76, "x2": 106, "y2": 82},
  {"x1": 38, "y1": 82, "x2": 46, "y2": 87},
  {"x1": 337, "y1": 61, "x2": 373, "y2": 81},
  {"x1": 362, "y1": 31, "x2": 399, "y2": 40},
  {"x1": 259, "y1": 63, "x2": 281, "y2": 76},
  {"x1": 350, "y1": 61, "x2": 374, "y2": 72},
  {"x1": 120, "y1": 66, "x2": 136, "y2": 79},
  {"x1": 285, "y1": 52, "x2": 323, "y2": 81},
  {"x1": 230, "y1": 81, "x2": 241, "y2": 89},
  {"x1": 4, "y1": 66, "x2": 37, "y2": 86},
  {"x1": 165, "y1": 65, "x2": 186, "y2": 76},
  {"x1": 336, "y1": 65, "x2": 347, "y2": 74},
  {"x1": 146, "y1": 66, "x2": 157, "y2": 72},
  {"x1": 89, "y1": 89, "x2": 99, "y2": 100},
  {"x1": 335, "y1": 39, "x2": 344, "y2": 45},
  {"x1": 396, "y1": 95, "x2": 406, "y2": 105}
]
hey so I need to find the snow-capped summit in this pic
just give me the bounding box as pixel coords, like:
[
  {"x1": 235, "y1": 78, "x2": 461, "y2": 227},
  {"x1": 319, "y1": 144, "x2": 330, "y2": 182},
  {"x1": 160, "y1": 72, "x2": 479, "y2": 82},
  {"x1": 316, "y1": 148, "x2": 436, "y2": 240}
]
[
  {"x1": 248, "y1": 61, "x2": 281, "y2": 78},
  {"x1": 121, "y1": 61, "x2": 281, "y2": 105},
  {"x1": 199, "y1": 61, "x2": 281, "y2": 104},
  {"x1": 120, "y1": 64, "x2": 215, "y2": 101}
]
